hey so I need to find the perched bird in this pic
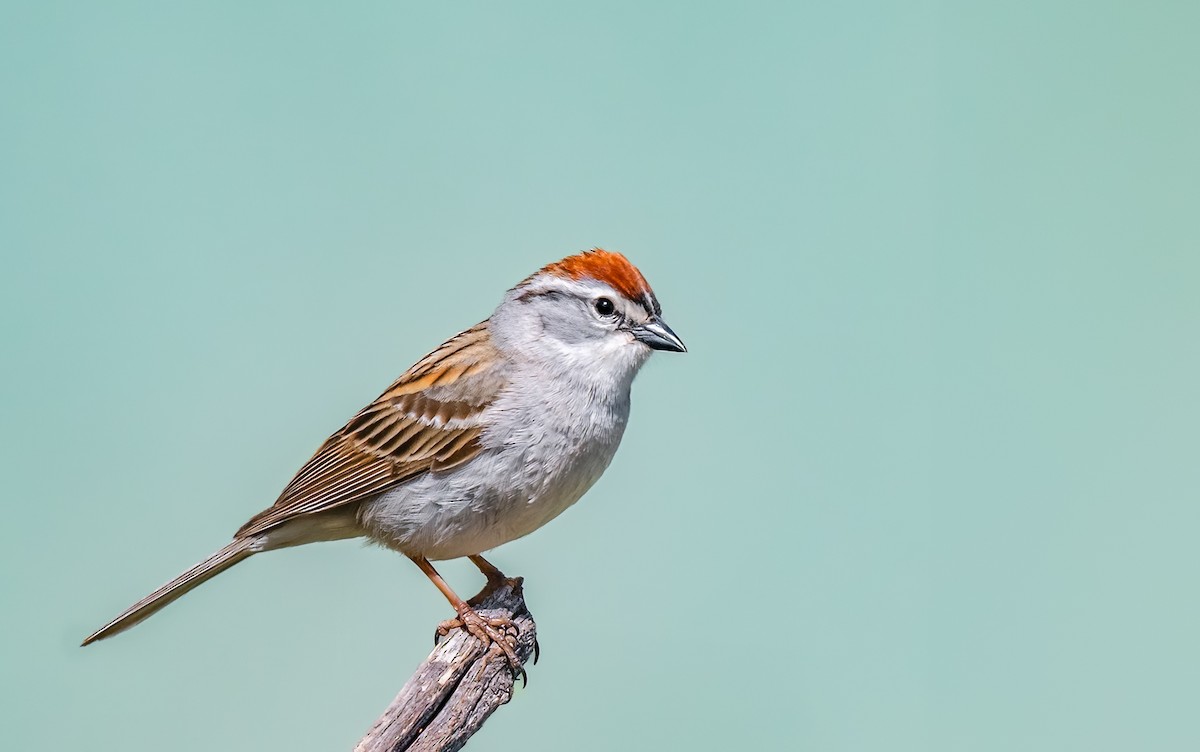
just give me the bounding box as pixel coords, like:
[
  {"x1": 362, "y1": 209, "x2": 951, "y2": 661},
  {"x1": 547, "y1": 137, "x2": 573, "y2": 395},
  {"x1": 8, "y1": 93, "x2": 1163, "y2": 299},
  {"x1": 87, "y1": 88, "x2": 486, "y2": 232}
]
[{"x1": 82, "y1": 249, "x2": 685, "y2": 670}]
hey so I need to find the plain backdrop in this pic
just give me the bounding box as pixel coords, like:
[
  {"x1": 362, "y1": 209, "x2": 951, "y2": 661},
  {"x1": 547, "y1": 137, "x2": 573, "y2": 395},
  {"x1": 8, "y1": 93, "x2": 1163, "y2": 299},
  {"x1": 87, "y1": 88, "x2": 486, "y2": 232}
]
[{"x1": 3, "y1": 2, "x2": 1198, "y2": 750}]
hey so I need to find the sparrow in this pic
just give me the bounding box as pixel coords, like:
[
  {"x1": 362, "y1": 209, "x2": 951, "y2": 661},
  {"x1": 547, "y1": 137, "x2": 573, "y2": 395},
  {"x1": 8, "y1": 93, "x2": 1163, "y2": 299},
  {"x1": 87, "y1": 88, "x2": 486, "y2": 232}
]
[{"x1": 82, "y1": 249, "x2": 686, "y2": 671}]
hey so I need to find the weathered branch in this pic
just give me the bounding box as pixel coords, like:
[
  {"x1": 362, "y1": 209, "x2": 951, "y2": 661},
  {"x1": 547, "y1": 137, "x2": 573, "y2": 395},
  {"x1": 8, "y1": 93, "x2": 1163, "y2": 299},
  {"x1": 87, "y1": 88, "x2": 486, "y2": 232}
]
[{"x1": 355, "y1": 579, "x2": 537, "y2": 752}]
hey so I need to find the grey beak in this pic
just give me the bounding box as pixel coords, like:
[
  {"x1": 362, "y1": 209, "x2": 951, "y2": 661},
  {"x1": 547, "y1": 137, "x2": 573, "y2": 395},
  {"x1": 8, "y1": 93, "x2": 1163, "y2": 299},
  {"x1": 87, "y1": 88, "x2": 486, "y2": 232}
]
[{"x1": 631, "y1": 316, "x2": 687, "y2": 353}]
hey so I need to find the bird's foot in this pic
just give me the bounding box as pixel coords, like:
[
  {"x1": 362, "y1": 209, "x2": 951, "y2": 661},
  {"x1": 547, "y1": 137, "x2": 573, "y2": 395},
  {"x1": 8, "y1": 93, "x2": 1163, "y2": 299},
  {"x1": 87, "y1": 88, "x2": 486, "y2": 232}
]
[
  {"x1": 436, "y1": 605, "x2": 527, "y2": 685},
  {"x1": 464, "y1": 575, "x2": 539, "y2": 665}
]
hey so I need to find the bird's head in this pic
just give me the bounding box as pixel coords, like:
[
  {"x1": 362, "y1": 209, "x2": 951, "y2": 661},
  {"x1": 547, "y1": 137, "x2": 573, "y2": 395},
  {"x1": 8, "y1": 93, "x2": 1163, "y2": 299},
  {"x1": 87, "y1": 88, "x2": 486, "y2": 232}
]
[{"x1": 491, "y1": 249, "x2": 686, "y2": 387}]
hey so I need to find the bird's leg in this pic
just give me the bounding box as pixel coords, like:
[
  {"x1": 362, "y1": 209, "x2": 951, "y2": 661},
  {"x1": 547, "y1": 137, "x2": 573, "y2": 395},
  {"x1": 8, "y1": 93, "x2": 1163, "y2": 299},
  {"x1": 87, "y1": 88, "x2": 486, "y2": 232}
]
[
  {"x1": 409, "y1": 555, "x2": 524, "y2": 679},
  {"x1": 466, "y1": 554, "x2": 523, "y2": 605},
  {"x1": 467, "y1": 554, "x2": 538, "y2": 665},
  {"x1": 468, "y1": 554, "x2": 507, "y2": 586}
]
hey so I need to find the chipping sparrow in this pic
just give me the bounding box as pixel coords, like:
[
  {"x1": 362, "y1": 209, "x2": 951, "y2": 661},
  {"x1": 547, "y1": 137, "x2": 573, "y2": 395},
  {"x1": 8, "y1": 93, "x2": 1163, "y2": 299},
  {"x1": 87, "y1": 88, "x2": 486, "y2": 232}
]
[{"x1": 83, "y1": 249, "x2": 685, "y2": 670}]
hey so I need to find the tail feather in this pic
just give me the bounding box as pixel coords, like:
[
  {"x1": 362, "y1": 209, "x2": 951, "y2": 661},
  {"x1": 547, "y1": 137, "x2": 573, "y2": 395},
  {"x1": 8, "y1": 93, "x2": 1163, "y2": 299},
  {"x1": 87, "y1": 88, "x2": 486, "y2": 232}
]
[{"x1": 82, "y1": 538, "x2": 255, "y2": 646}]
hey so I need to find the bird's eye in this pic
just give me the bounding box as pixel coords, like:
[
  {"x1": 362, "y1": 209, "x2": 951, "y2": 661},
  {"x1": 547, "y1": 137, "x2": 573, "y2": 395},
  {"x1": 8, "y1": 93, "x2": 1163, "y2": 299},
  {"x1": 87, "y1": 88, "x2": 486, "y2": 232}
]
[{"x1": 594, "y1": 297, "x2": 615, "y2": 317}]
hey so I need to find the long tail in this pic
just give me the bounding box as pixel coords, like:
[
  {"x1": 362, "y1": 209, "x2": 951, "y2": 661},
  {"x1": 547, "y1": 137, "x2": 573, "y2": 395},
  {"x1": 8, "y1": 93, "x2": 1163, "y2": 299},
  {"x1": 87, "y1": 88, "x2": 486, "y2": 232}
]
[{"x1": 81, "y1": 538, "x2": 256, "y2": 646}]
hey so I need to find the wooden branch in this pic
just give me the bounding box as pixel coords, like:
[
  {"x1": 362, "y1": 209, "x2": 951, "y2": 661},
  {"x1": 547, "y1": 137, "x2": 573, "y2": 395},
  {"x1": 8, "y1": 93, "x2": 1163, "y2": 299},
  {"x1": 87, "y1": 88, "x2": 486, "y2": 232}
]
[{"x1": 355, "y1": 579, "x2": 537, "y2": 752}]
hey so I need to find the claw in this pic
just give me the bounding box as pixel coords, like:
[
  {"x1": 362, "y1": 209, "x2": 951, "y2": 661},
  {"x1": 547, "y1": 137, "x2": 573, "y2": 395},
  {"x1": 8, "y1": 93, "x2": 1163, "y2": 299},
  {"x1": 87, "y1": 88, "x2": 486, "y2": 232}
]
[
  {"x1": 434, "y1": 619, "x2": 457, "y2": 646},
  {"x1": 435, "y1": 605, "x2": 526, "y2": 683}
]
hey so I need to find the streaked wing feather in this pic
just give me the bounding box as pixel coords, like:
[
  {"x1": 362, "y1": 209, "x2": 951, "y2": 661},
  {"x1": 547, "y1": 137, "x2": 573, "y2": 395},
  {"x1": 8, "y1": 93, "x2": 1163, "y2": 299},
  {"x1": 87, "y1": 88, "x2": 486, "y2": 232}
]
[{"x1": 236, "y1": 321, "x2": 502, "y2": 538}]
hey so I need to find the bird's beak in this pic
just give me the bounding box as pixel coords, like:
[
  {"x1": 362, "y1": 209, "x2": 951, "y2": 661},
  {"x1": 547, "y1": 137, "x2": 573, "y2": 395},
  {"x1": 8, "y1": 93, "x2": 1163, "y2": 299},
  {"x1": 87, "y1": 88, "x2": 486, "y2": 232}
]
[{"x1": 631, "y1": 316, "x2": 687, "y2": 353}]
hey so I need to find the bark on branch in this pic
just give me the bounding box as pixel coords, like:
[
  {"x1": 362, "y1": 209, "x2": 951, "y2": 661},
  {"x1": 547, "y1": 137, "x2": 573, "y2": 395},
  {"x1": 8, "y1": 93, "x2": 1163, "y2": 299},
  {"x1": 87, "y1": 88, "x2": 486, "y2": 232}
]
[{"x1": 355, "y1": 579, "x2": 537, "y2": 752}]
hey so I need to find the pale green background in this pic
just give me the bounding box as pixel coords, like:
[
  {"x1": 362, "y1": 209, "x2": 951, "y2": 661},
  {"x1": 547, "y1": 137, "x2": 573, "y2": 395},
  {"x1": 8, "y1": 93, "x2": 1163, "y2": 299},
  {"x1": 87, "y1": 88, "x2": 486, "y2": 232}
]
[{"x1": 2, "y1": 2, "x2": 1198, "y2": 750}]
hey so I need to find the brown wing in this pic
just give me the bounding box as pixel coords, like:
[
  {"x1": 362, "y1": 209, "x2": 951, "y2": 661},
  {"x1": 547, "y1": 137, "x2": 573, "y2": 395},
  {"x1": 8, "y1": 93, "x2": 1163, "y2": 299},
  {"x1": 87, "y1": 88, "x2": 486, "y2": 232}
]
[{"x1": 236, "y1": 321, "x2": 505, "y2": 538}]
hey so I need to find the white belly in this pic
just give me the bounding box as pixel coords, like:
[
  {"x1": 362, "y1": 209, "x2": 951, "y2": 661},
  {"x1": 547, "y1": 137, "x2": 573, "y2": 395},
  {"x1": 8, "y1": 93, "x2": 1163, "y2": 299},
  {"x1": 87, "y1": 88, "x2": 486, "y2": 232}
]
[{"x1": 357, "y1": 388, "x2": 631, "y2": 560}]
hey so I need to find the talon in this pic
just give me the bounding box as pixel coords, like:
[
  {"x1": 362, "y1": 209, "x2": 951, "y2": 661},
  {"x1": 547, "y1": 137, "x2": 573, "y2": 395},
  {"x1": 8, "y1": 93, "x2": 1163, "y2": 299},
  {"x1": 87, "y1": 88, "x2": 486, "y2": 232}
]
[
  {"x1": 434, "y1": 616, "x2": 463, "y2": 645},
  {"x1": 532, "y1": 636, "x2": 541, "y2": 665},
  {"x1": 437, "y1": 605, "x2": 526, "y2": 682}
]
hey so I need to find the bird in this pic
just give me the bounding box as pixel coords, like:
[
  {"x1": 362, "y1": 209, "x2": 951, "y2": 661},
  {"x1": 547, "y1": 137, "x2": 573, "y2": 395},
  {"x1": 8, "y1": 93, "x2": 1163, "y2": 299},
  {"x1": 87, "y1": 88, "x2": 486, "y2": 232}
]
[{"x1": 82, "y1": 249, "x2": 685, "y2": 671}]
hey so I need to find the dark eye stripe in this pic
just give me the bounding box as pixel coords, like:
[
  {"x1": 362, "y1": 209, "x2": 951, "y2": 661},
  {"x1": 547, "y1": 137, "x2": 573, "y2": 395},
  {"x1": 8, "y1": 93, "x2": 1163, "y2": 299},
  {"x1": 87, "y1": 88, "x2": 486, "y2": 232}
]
[{"x1": 642, "y1": 293, "x2": 661, "y2": 316}]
